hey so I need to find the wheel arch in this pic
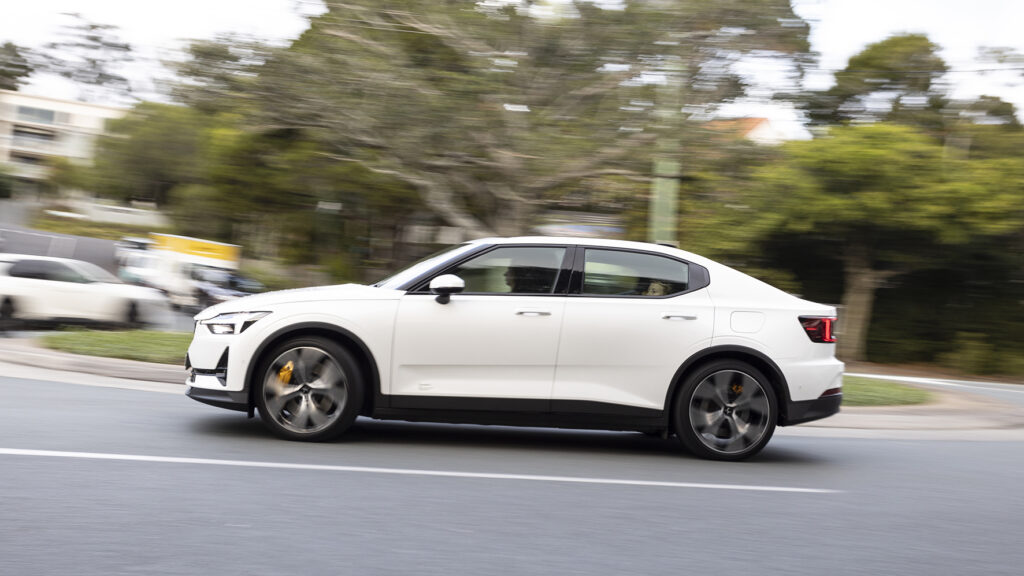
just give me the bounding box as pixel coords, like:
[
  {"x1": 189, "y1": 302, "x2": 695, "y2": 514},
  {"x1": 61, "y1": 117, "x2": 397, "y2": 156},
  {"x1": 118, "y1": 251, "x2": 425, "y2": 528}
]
[
  {"x1": 243, "y1": 322, "x2": 382, "y2": 418},
  {"x1": 665, "y1": 345, "x2": 793, "y2": 428}
]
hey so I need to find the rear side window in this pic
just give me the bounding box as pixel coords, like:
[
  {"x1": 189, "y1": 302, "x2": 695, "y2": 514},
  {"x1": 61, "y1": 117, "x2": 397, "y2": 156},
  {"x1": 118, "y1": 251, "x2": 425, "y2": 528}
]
[
  {"x1": 7, "y1": 260, "x2": 48, "y2": 280},
  {"x1": 582, "y1": 249, "x2": 689, "y2": 297}
]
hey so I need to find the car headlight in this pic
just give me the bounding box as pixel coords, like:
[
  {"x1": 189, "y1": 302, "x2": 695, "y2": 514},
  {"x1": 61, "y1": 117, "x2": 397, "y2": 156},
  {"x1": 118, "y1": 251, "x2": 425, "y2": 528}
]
[{"x1": 200, "y1": 311, "x2": 271, "y2": 335}]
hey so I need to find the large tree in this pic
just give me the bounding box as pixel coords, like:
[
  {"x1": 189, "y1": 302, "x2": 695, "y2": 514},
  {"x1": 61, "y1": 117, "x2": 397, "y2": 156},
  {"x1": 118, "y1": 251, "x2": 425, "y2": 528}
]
[
  {"x1": 39, "y1": 12, "x2": 134, "y2": 101},
  {"x1": 798, "y1": 34, "x2": 948, "y2": 128},
  {"x1": 173, "y1": 0, "x2": 811, "y2": 238},
  {"x1": 0, "y1": 42, "x2": 33, "y2": 91},
  {"x1": 754, "y1": 124, "x2": 1023, "y2": 361},
  {"x1": 89, "y1": 102, "x2": 206, "y2": 205}
]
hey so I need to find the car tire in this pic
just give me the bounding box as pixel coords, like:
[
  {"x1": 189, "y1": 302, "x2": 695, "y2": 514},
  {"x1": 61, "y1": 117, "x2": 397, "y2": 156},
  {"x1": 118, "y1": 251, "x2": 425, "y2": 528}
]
[
  {"x1": 673, "y1": 360, "x2": 777, "y2": 461},
  {"x1": 0, "y1": 298, "x2": 14, "y2": 332},
  {"x1": 255, "y1": 335, "x2": 364, "y2": 442},
  {"x1": 126, "y1": 302, "x2": 140, "y2": 327}
]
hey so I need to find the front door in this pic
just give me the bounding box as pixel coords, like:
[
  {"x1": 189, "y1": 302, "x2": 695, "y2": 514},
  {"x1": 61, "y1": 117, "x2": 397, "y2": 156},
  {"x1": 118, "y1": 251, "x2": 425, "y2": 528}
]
[{"x1": 390, "y1": 245, "x2": 569, "y2": 406}]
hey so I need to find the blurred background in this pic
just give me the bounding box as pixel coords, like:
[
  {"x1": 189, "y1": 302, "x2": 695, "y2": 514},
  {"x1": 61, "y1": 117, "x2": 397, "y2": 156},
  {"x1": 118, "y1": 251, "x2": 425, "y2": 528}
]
[{"x1": 0, "y1": 0, "x2": 1022, "y2": 374}]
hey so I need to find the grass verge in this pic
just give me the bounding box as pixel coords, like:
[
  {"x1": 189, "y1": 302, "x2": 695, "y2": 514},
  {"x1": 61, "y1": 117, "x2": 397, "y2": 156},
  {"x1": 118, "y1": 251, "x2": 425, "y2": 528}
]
[
  {"x1": 31, "y1": 211, "x2": 172, "y2": 241},
  {"x1": 40, "y1": 330, "x2": 191, "y2": 365},
  {"x1": 842, "y1": 375, "x2": 933, "y2": 407}
]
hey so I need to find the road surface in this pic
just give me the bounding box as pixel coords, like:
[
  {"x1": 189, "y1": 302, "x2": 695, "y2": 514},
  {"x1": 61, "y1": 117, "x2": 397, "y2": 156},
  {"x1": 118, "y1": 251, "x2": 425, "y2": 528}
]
[{"x1": 1, "y1": 371, "x2": 1023, "y2": 575}]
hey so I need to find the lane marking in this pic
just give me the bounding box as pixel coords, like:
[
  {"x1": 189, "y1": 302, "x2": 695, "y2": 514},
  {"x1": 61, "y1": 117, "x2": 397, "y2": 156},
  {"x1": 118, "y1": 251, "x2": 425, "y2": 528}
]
[{"x1": 0, "y1": 448, "x2": 840, "y2": 494}]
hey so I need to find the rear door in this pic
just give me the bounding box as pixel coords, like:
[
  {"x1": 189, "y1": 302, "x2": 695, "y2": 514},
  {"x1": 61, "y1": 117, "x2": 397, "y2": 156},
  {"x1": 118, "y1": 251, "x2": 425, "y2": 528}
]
[{"x1": 553, "y1": 247, "x2": 715, "y2": 412}]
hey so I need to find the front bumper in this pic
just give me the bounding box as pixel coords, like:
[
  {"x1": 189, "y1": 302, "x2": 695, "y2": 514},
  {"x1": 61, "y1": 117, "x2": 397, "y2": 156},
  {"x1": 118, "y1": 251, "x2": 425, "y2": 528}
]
[
  {"x1": 780, "y1": 393, "x2": 842, "y2": 426},
  {"x1": 185, "y1": 384, "x2": 249, "y2": 412}
]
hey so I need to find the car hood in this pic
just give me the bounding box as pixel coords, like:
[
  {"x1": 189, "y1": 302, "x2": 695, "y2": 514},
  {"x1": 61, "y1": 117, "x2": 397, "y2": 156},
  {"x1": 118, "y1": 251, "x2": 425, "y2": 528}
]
[{"x1": 193, "y1": 283, "x2": 399, "y2": 320}]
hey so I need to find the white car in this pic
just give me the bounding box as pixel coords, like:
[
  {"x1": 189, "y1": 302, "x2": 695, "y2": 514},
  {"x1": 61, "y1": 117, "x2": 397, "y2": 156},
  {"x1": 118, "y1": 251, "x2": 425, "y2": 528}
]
[
  {"x1": 186, "y1": 237, "x2": 843, "y2": 461},
  {"x1": 0, "y1": 254, "x2": 168, "y2": 326}
]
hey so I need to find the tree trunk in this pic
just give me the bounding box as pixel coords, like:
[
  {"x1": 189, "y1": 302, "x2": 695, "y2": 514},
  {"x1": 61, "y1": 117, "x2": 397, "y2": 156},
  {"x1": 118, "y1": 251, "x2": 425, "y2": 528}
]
[{"x1": 837, "y1": 244, "x2": 880, "y2": 363}]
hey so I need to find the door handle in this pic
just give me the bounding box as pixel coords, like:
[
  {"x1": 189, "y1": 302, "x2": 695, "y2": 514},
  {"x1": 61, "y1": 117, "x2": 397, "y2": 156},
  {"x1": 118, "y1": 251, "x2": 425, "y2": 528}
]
[
  {"x1": 662, "y1": 313, "x2": 697, "y2": 321},
  {"x1": 516, "y1": 309, "x2": 551, "y2": 317}
]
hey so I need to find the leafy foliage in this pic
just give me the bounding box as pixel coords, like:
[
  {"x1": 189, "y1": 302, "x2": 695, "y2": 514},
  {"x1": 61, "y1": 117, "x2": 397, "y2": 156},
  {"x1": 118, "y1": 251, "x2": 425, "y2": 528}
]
[
  {"x1": 37, "y1": 13, "x2": 134, "y2": 101},
  {"x1": 0, "y1": 41, "x2": 33, "y2": 91}
]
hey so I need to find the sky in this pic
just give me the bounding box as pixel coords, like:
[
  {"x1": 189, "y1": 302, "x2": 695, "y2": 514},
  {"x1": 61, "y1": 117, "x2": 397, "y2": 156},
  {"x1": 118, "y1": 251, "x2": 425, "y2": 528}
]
[{"x1": 1, "y1": 0, "x2": 1022, "y2": 131}]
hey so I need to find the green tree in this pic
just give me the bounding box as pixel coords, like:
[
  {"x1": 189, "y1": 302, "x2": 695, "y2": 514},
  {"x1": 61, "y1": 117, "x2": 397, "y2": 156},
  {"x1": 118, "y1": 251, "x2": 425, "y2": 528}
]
[
  {"x1": 39, "y1": 13, "x2": 134, "y2": 101},
  {"x1": 174, "y1": 0, "x2": 811, "y2": 238},
  {"x1": 798, "y1": 34, "x2": 948, "y2": 128},
  {"x1": 754, "y1": 124, "x2": 1023, "y2": 362},
  {"x1": 89, "y1": 102, "x2": 206, "y2": 205},
  {"x1": 0, "y1": 42, "x2": 33, "y2": 91}
]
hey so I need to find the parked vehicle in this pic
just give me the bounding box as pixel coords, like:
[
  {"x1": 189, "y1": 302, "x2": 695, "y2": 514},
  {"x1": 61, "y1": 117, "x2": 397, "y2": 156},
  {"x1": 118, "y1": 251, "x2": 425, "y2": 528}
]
[
  {"x1": 185, "y1": 237, "x2": 843, "y2": 461},
  {"x1": 0, "y1": 254, "x2": 167, "y2": 327},
  {"x1": 190, "y1": 266, "x2": 266, "y2": 308},
  {"x1": 118, "y1": 233, "x2": 242, "y2": 310}
]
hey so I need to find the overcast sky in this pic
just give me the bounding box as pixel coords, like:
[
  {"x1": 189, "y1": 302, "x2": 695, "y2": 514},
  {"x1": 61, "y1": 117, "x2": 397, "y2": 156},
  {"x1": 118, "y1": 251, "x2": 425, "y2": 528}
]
[{"x1": 2, "y1": 0, "x2": 1021, "y2": 128}]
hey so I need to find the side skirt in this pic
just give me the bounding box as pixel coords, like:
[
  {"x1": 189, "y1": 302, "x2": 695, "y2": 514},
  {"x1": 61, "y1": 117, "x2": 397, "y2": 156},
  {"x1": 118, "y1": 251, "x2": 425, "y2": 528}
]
[{"x1": 372, "y1": 396, "x2": 668, "y2": 433}]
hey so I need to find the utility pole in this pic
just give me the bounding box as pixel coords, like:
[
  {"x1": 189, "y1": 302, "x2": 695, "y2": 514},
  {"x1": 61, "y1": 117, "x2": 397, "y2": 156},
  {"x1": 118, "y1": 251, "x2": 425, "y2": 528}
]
[{"x1": 647, "y1": 57, "x2": 683, "y2": 246}]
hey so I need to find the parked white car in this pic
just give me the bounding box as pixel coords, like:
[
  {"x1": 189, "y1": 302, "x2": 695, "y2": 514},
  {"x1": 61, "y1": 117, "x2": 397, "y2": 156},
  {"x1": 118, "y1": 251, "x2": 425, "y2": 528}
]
[
  {"x1": 0, "y1": 254, "x2": 168, "y2": 326},
  {"x1": 186, "y1": 237, "x2": 843, "y2": 461}
]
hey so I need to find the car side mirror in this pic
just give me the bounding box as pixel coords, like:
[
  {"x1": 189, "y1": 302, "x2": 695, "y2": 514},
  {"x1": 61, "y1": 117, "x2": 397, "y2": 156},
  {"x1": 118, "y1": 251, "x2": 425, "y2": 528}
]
[{"x1": 429, "y1": 274, "x2": 465, "y2": 304}]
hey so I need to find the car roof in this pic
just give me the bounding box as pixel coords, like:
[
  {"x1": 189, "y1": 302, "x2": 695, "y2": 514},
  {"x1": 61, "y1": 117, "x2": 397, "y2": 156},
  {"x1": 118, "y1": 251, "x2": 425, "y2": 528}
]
[{"x1": 0, "y1": 253, "x2": 83, "y2": 264}]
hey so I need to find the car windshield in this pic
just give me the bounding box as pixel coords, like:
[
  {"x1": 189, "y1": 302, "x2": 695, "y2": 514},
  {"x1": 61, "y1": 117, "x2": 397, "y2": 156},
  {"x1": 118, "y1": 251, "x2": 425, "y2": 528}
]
[
  {"x1": 374, "y1": 243, "x2": 478, "y2": 290},
  {"x1": 69, "y1": 260, "x2": 123, "y2": 284}
]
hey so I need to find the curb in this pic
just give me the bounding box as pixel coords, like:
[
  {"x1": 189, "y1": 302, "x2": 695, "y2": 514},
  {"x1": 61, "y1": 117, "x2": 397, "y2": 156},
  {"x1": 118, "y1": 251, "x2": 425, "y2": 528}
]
[{"x1": 0, "y1": 337, "x2": 185, "y2": 385}]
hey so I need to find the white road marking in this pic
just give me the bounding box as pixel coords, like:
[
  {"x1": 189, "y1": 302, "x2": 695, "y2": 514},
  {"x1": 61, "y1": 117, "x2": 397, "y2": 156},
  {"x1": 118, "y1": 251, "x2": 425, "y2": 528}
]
[{"x1": 0, "y1": 448, "x2": 840, "y2": 494}]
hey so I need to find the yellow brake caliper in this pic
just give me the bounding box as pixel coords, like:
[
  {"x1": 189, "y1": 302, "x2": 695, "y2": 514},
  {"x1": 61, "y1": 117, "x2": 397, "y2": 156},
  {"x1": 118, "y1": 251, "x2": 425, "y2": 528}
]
[{"x1": 278, "y1": 360, "x2": 295, "y2": 384}]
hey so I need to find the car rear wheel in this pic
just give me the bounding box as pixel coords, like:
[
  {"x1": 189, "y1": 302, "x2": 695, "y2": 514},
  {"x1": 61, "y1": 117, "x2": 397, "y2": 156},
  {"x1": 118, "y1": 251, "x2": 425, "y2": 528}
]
[
  {"x1": 674, "y1": 360, "x2": 777, "y2": 461},
  {"x1": 255, "y1": 336, "x2": 363, "y2": 442},
  {"x1": 126, "y1": 302, "x2": 140, "y2": 327},
  {"x1": 0, "y1": 298, "x2": 14, "y2": 332}
]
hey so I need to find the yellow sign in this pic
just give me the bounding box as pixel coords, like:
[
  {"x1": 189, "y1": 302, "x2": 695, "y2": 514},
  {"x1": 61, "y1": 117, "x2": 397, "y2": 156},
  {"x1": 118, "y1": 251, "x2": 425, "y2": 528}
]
[{"x1": 150, "y1": 233, "x2": 240, "y2": 265}]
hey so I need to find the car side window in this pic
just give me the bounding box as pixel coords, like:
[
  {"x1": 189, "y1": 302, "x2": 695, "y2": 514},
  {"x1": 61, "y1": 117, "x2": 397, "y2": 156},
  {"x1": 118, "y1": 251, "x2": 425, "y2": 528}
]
[
  {"x1": 445, "y1": 246, "x2": 566, "y2": 294},
  {"x1": 7, "y1": 260, "x2": 47, "y2": 279},
  {"x1": 41, "y1": 261, "x2": 89, "y2": 283},
  {"x1": 582, "y1": 249, "x2": 689, "y2": 297}
]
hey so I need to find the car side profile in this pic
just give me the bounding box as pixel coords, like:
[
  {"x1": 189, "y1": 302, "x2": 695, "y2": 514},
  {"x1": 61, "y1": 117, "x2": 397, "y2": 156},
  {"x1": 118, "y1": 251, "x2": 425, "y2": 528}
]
[
  {"x1": 0, "y1": 253, "x2": 168, "y2": 328},
  {"x1": 185, "y1": 237, "x2": 843, "y2": 460}
]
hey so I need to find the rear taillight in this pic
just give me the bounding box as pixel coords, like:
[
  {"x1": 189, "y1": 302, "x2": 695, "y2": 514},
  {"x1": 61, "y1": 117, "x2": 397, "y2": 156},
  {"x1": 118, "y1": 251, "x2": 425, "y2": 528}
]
[{"x1": 799, "y1": 316, "x2": 836, "y2": 343}]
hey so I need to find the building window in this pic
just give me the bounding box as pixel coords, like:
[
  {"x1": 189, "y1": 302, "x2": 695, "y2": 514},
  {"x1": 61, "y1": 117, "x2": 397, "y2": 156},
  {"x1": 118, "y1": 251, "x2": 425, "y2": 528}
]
[
  {"x1": 10, "y1": 153, "x2": 44, "y2": 165},
  {"x1": 16, "y1": 106, "x2": 56, "y2": 125}
]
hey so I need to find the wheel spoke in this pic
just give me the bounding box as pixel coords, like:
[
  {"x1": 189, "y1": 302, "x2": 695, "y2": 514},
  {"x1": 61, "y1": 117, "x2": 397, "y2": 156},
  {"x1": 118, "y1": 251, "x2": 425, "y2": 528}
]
[
  {"x1": 288, "y1": 396, "x2": 312, "y2": 428},
  {"x1": 306, "y1": 401, "x2": 331, "y2": 428},
  {"x1": 308, "y1": 360, "x2": 343, "y2": 391},
  {"x1": 264, "y1": 386, "x2": 301, "y2": 416}
]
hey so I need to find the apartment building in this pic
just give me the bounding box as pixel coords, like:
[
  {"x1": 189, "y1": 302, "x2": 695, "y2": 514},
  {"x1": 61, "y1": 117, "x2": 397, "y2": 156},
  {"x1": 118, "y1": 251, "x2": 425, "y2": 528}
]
[{"x1": 0, "y1": 90, "x2": 126, "y2": 196}]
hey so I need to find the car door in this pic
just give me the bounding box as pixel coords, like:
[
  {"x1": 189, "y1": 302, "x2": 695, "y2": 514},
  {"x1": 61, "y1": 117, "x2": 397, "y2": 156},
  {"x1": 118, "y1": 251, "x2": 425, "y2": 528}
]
[
  {"x1": 390, "y1": 245, "x2": 571, "y2": 407},
  {"x1": 37, "y1": 261, "x2": 108, "y2": 321},
  {"x1": 553, "y1": 247, "x2": 715, "y2": 412}
]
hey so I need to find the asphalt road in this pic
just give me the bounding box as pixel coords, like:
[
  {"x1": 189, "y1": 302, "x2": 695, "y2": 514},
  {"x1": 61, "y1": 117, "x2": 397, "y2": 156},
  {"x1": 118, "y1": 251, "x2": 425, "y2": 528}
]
[{"x1": 2, "y1": 374, "x2": 1024, "y2": 576}]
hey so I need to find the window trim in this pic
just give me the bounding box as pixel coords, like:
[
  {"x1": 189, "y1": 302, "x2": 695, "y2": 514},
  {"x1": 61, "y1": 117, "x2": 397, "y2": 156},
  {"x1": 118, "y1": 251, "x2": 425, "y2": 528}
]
[{"x1": 569, "y1": 247, "x2": 710, "y2": 299}]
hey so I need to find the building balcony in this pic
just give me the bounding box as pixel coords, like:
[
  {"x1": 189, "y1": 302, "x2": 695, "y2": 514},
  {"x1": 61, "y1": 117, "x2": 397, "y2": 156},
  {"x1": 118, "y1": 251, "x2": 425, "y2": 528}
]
[
  {"x1": 9, "y1": 136, "x2": 62, "y2": 156},
  {"x1": 3, "y1": 161, "x2": 50, "y2": 181}
]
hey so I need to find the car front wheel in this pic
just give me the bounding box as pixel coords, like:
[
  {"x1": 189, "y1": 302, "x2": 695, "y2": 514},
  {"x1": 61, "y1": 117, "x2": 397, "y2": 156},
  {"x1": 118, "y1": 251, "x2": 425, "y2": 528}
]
[
  {"x1": 674, "y1": 360, "x2": 777, "y2": 461},
  {"x1": 255, "y1": 336, "x2": 363, "y2": 442}
]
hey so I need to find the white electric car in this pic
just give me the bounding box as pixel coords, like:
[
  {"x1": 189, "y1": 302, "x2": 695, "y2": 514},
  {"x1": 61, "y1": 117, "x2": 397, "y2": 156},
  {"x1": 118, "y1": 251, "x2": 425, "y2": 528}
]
[{"x1": 186, "y1": 237, "x2": 843, "y2": 460}]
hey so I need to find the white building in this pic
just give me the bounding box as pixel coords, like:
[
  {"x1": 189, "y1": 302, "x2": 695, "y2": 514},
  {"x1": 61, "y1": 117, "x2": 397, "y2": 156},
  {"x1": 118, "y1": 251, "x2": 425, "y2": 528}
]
[{"x1": 0, "y1": 90, "x2": 126, "y2": 196}]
